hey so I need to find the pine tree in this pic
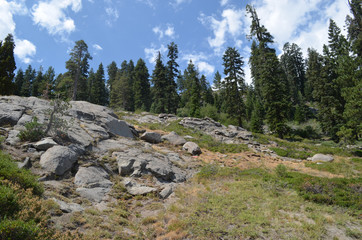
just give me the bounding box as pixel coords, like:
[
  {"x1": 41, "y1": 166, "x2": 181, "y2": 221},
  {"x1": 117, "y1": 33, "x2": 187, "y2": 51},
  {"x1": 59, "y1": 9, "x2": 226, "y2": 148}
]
[
  {"x1": 165, "y1": 42, "x2": 180, "y2": 114},
  {"x1": 0, "y1": 34, "x2": 16, "y2": 95},
  {"x1": 90, "y1": 63, "x2": 108, "y2": 105},
  {"x1": 32, "y1": 66, "x2": 43, "y2": 97},
  {"x1": 200, "y1": 74, "x2": 214, "y2": 105},
  {"x1": 280, "y1": 42, "x2": 306, "y2": 104},
  {"x1": 14, "y1": 68, "x2": 24, "y2": 96},
  {"x1": 151, "y1": 52, "x2": 167, "y2": 113},
  {"x1": 246, "y1": 5, "x2": 289, "y2": 137},
  {"x1": 41, "y1": 67, "x2": 56, "y2": 99},
  {"x1": 107, "y1": 61, "x2": 118, "y2": 92},
  {"x1": 65, "y1": 40, "x2": 92, "y2": 101},
  {"x1": 133, "y1": 58, "x2": 151, "y2": 111},
  {"x1": 21, "y1": 65, "x2": 35, "y2": 97},
  {"x1": 222, "y1": 47, "x2": 245, "y2": 127},
  {"x1": 110, "y1": 60, "x2": 134, "y2": 110},
  {"x1": 305, "y1": 48, "x2": 323, "y2": 102},
  {"x1": 183, "y1": 60, "x2": 201, "y2": 117}
]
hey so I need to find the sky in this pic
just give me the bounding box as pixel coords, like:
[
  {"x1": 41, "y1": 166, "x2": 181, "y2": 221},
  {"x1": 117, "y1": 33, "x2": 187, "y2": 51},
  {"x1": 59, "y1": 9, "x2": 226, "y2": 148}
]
[{"x1": 0, "y1": 0, "x2": 351, "y2": 84}]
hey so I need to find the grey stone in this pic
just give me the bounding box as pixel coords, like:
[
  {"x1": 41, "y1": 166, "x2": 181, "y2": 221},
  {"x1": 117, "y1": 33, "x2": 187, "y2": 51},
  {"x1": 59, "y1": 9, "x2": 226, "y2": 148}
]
[
  {"x1": 76, "y1": 187, "x2": 110, "y2": 203},
  {"x1": 52, "y1": 198, "x2": 84, "y2": 213},
  {"x1": 159, "y1": 185, "x2": 173, "y2": 199},
  {"x1": 162, "y1": 131, "x2": 186, "y2": 146},
  {"x1": 183, "y1": 142, "x2": 202, "y2": 155},
  {"x1": 40, "y1": 146, "x2": 78, "y2": 175},
  {"x1": 146, "y1": 159, "x2": 175, "y2": 181},
  {"x1": 140, "y1": 132, "x2": 162, "y2": 144},
  {"x1": 0, "y1": 101, "x2": 25, "y2": 126},
  {"x1": 74, "y1": 166, "x2": 112, "y2": 188},
  {"x1": 308, "y1": 154, "x2": 334, "y2": 162},
  {"x1": 5, "y1": 129, "x2": 20, "y2": 145},
  {"x1": 34, "y1": 137, "x2": 57, "y2": 151},
  {"x1": 128, "y1": 186, "x2": 157, "y2": 195},
  {"x1": 81, "y1": 122, "x2": 109, "y2": 140},
  {"x1": 17, "y1": 157, "x2": 31, "y2": 169},
  {"x1": 118, "y1": 158, "x2": 136, "y2": 176},
  {"x1": 105, "y1": 119, "x2": 135, "y2": 139}
]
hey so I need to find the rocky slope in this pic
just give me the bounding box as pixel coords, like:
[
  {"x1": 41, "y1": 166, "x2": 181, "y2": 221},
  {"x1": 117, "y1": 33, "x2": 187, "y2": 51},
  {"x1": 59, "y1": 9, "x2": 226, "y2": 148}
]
[{"x1": 0, "y1": 96, "x2": 346, "y2": 238}]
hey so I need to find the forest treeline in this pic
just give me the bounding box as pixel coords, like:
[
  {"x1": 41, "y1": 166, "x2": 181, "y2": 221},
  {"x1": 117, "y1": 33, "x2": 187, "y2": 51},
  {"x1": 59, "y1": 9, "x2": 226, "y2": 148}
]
[{"x1": 0, "y1": 1, "x2": 361, "y2": 143}]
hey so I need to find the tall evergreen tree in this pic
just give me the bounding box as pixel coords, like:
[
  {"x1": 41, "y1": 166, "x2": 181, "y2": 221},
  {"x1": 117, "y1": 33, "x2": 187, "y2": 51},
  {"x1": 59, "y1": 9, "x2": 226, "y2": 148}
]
[
  {"x1": 280, "y1": 42, "x2": 306, "y2": 103},
  {"x1": 41, "y1": 67, "x2": 55, "y2": 99},
  {"x1": 200, "y1": 74, "x2": 214, "y2": 105},
  {"x1": 32, "y1": 66, "x2": 43, "y2": 97},
  {"x1": 182, "y1": 60, "x2": 201, "y2": 117},
  {"x1": 247, "y1": 5, "x2": 289, "y2": 137},
  {"x1": 133, "y1": 58, "x2": 151, "y2": 111},
  {"x1": 222, "y1": 47, "x2": 246, "y2": 126},
  {"x1": 65, "y1": 40, "x2": 92, "y2": 101},
  {"x1": 0, "y1": 34, "x2": 16, "y2": 95},
  {"x1": 151, "y1": 52, "x2": 167, "y2": 113},
  {"x1": 107, "y1": 61, "x2": 118, "y2": 92},
  {"x1": 20, "y1": 65, "x2": 35, "y2": 97},
  {"x1": 90, "y1": 63, "x2": 108, "y2": 105},
  {"x1": 165, "y1": 42, "x2": 180, "y2": 114},
  {"x1": 14, "y1": 68, "x2": 24, "y2": 96}
]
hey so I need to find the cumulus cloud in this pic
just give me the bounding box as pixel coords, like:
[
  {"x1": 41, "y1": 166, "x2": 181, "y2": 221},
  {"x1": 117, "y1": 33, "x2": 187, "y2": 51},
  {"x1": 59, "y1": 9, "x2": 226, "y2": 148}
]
[
  {"x1": 14, "y1": 39, "x2": 36, "y2": 64},
  {"x1": 251, "y1": 0, "x2": 350, "y2": 55},
  {"x1": 199, "y1": 8, "x2": 244, "y2": 54},
  {"x1": 220, "y1": 0, "x2": 228, "y2": 6},
  {"x1": 144, "y1": 44, "x2": 168, "y2": 64},
  {"x1": 182, "y1": 53, "x2": 215, "y2": 76},
  {"x1": 31, "y1": 0, "x2": 82, "y2": 39},
  {"x1": 136, "y1": 0, "x2": 155, "y2": 9},
  {"x1": 0, "y1": 0, "x2": 37, "y2": 63},
  {"x1": 152, "y1": 24, "x2": 176, "y2": 39}
]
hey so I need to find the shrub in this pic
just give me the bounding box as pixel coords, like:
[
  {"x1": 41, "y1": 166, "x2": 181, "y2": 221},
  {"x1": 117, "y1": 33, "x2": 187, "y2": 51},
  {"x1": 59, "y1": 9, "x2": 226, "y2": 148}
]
[
  {"x1": 0, "y1": 219, "x2": 39, "y2": 240},
  {"x1": 17, "y1": 117, "x2": 45, "y2": 142},
  {"x1": 0, "y1": 151, "x2": 43, "y2": 195},
  {"x1": 200, "y1": 104, "x2": 219, "y2": 121},
  {"x1": 275, "y1": 164, "x2": 288, "y2": 178},
  {"x1": 0, "y1": 185, "x2": 19, "y2": 218}
]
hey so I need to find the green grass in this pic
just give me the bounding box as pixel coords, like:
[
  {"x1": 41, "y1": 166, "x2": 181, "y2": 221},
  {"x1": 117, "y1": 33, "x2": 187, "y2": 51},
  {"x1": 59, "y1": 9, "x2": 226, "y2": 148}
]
[
  {"x1": 139, "y1": 120, "x2": 249, "y2": 153},
  {"x1": 171, "y1": 165, "x2": 361, "y2": 239},
  {"x1": 0, "y1": 151, "x2": 43, "y2": 195},
  {"x1": 270, "y1": 147, "x2": 312, "y2": 159},
  {"x1": 305, "y1": 157, "x2": 362, "y2": 177}
]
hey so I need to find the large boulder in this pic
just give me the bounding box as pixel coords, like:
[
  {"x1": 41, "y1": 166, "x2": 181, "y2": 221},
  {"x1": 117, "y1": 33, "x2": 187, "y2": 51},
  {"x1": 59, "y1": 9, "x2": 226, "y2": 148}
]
[
  {"x1": 76, "y1": 187, "x2": 111, "y2": 203},
  {"x1": 40, "y1": 146, "x2": 78, "y2": 175},
  {"x1": 308, "y1": 154, "x2": 334, "y2": 162},
  {"x1": 183, "y1": 142, "x2": 202, "y2": 156},
  {"x1": 0, "y1": 100, "x2": 25, "y2": 126},
  {"x1": 74, "y1": 166, "x2": 112, "y2": 188},
  {"x1": 162, "y1": 131, "x2": 186, "y2": 146},
  {"x1": 140, "y1": 132, "x2": 162, "y2": 144},
  {"x1": 104, "y1": 119, "x2": 135, "y2": 139},
  {"x1": 34, "y1": 137, "x2": 57, "y2": 151}
]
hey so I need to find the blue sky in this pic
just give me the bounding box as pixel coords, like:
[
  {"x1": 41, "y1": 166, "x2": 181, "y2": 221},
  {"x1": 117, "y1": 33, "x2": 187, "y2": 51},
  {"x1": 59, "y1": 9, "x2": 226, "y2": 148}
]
[{"x1": 1, "y1": 0, "x2": 350, "y2": 84}]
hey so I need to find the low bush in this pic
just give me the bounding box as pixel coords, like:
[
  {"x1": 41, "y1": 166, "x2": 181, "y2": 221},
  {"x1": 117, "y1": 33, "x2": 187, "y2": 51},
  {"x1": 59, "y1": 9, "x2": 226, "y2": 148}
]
[
  {"x1": 17, "y1": 117, "x2": 45, "y2": 142},
  {"x1": 0, "y1": 151, "x2": 43, "y2": 195},
  {"x1": 0, "y1": 219, "x2": 39, "y2": 240}
]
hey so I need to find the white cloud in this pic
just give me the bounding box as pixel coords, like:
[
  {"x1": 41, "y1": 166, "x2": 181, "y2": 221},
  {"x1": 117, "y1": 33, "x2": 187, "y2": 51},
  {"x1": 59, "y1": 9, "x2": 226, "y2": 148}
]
[
  {"x1": 0, "y1": 0, "x2": 28, "y2": 39},
  {"x1": 137, "y1": 0, "x2": 155, "y2": 9},
  {"x1": 31, "y1": 0, "x2": 82, "y2": 39},
  {"x1": 14, "y1": 39, "x2": 36, "y2": 64},
  {"x1": 144, "y1": 44, "x2": 168, "y2": 64},
  {"x1": 199, "y1": 8, "x2": 244, "y2": 54},
  {"x1": 105, "y1": 7, "x2": 119, "y2": 26},
  {"x1": 251, "y1": 0, "x2": 350, "y2": 54},
  {"x1": 152, "y1": 24, "x2": 176, "y2": 39},
  {"x1": 0, "y1": 0, "x2": 36, "y2": 63},
  {"x1": 93, "y1": 44, "x2": 103, "y2": 51},
  {"x1": 170, "y1": 0, "x2": 191, "y2": 8},
  {"x1": 182, "y1": 53, "x2": 215, "y2": 76},
  {"x1": 165, "y1": 26, "x2": 175, "y2": 38},
  {"x1": 220, "y1": 0, "x2": 228, "y2": 6}
]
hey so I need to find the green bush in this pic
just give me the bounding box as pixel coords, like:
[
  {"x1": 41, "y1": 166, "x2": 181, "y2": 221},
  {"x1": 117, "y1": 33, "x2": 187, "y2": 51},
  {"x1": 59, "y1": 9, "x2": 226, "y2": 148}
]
[
  {"x1": 0, "y1": 185, "x2": 19, "y2": 218},
  {"x1": 0, "y1": 219, "x2": 39, "y2": 240},
  {"x1": 275, "y1": 164, "x2": 288, "y2": 178},
  {"x1": 200, "y1": 104, "x2": 219, "y2": 121},
  {"x1": 0, "y1": 151, "x2": 43, "y2": 195},
  {"x1": 17, "y1": 117, "x2": 45, "y2": 142}
]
